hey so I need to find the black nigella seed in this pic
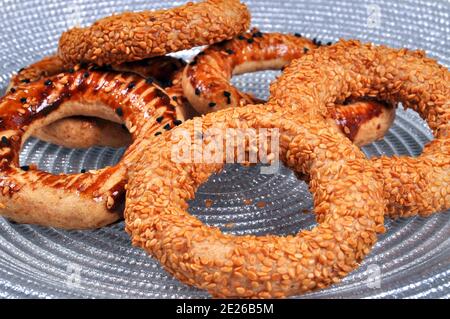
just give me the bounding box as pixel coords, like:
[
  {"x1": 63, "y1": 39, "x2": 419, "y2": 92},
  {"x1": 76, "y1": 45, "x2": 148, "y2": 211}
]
[
  {"x1": 18, "y1": 67, "x2": 25, "y2": 73},
  {"x1": 154, "y1": 132, "x2": 162, "y2": 136},
  {"x1": 20, "y1": 165, "x2": 30, "y2": 171},
  {"x1": 145, "y1": 77, "x2": 154, "y2": 84},
  {"x1": 294, "y1": 33, "x2": 302, "y2": 37},
  {"x1": 317, "y1": 40, "x2": 322, "y2": 46},
  {"x1": 9, "y1": 88, "x2": 16, "y2": 93},
  {"x1": 115, "y1": 107, "x2": 124, "y2": 117},
  {"x1": 197, "y1": 52, "x2": 205, "y2": 56},
  {"x1": 195, "y1": 88, "x2": 201, "y2": 96},
  {"x1": 312, "y1": 38, "x2": 317, "y2": 45},
  {"x1": 164, "y1": 123, "x2": 171, "y2": 130},
  {"x1": 20, "y1": 78, "x2": 30, "y2": 84},
  {"x1": 127, "y1": 82, "x2": 136, "y2": 89},
  {"x1": 238, "y1": 35, "x2": 245, "y2": 40},
  {"x1": 208, "y1": 102, "x2": 216, "y2": 108},
  {"x1": 80, "y1": 169, "x2": 86, "y2": 173},
  {"x1": 225, "y1": 49, "x2": 235, "y2": 55},
  {"x1": 159, "y1": 79, "x2": 172, "y2": 88},
  {"x1": 174, "y1": 120, "x2": 182, "y2": 126},
  {"x1": 44, "y1": 80, "x2": 52, "y2": 86},
  {"x1": 303, "y1": 47, "x2": 309, "y2": 53},
  {"x1": 68, "y1": 68, "x2": 75, "y2": 74},
  {"x1": 121, "y1": 124, "x2": 127, "y2": 130},
  {"x1": 20, "y1": 97, "x2": 27, "y2": 104},
  {"x1": 253, "y1": 31, "x2": 263, "y2": 38},
  {"x1": 247, "y1": 38, "x2": 254, "y2": 44},
  {"x1": 156, "y1": 116, "x2": 164, "y2": 123},
  {"x1": 1, "y1": 136, "x2": 9, "y2": 146},
  {"x1": 172, "y1": 96, "x2": 178, "y2": 101},
  {"x1": 189, "y1": 60, "x2": 197, "y2": 66},
  {"x1": 83, "y1": 72, "x2": 90, "y2": 78},
  {"x1": 327, "y1": 41, "x2": 333, "y2": 46}
]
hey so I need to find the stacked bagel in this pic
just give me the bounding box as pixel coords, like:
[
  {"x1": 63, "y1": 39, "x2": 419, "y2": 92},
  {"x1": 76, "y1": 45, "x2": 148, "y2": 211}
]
[{"x1": 0, "y1": 0, "x2": 448, "y2": 298}]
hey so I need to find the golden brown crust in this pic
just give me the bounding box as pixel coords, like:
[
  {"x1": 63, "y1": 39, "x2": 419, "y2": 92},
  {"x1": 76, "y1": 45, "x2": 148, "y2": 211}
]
[
  {"x1": 125, "y1": 40, "x2": 449, "y2": 298},
  {"x1": 8, "y1": 55, "x2": 191, "y2": 148},
  {"x1": 58, "y1": 0, "x2": 251, "y2": 66},
  {"x1": 33, "y1": 116, "x2": 131, "y2": 149},
  {"x1": 0, "y1": 68, "x2": 179, "y2": 229},
  {"x1": 182, "y1": 31, "x2": 396, "y2": 146},
  {"x1": 270, "y1": 40, "x2": 450, "y2": 218}
]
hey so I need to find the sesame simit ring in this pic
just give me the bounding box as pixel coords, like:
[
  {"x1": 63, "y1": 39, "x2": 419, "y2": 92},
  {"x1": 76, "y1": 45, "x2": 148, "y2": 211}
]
[
  {"x1": 58, "y1": 0, "x2": 251, "y2": 66},
  {"x1": 182, "y1": 30, "x2": 396, "y2": 147},
  {"x1": 124, "y1": 103, "x2": 386, "y2": 298},
  {"x1": 125, "y1": 39, "x2": 449, "y2": 298}
]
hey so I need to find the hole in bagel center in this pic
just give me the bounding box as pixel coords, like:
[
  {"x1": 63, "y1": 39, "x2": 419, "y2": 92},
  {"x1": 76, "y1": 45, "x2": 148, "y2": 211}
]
[
  {"x1": 186, "y1": 162, "x2": 317, "y2": 237},
  {"x1": 20, "y1": 116, "x2": 131, "y2": 174},
  {"x1": 231, "y1": 70, "x2": 281, "y2": 101}
]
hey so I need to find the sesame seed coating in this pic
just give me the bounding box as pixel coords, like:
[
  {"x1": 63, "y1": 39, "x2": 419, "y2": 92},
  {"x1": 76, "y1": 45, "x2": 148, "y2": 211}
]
[
  {"x1": 0, "y1": 68, "x2": 178, "y2": 229},
  {"x1": 58, "y1": 0, "x2": 251, "y2": 66},
  {"x1": 182, "y1": 31, "x2": 396, "y2": 146},
  {"x1": 8, "y1": 55, "x2": 191, "y2": 148},
  {"x1": 270, "y1": 39, "x2": 450, "y2": 218},
  {"x1": 124, "y1": 103, "x2": 386, "y2": 298}
]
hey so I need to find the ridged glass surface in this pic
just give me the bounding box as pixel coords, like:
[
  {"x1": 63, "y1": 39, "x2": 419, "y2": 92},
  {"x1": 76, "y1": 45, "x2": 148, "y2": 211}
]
[{"x1": 0, "y1": 0, "x2": 449, "y2": 299}]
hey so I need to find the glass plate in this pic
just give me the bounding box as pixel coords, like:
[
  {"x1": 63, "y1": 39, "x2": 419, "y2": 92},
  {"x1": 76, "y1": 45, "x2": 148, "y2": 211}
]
[{"x1": 0, "y1": 0, "x2": 449, "y2": 299}]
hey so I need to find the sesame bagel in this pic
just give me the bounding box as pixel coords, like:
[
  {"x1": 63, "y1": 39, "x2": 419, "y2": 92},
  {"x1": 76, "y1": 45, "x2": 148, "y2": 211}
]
[
  {"x1": 58, "y1": 0, "x2": 251, "y2": 66},
  {"x1": 8, "y1": 55, "x2": 190, "y2": 148},
  {"x1": 0, "y1": 68, "x2": 182, "y2": 229},
  {"x1": 270, "y1": 39, "x2": 450, "y2": 218}
]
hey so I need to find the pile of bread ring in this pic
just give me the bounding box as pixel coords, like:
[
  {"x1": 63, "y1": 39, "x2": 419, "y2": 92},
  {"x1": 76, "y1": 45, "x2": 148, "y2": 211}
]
[{"x1": 0, "y1": 0, "x2": 448, "y2": 298}]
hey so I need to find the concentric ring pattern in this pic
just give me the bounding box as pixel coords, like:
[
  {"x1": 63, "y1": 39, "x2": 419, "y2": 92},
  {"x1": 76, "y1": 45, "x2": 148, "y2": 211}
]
[{"x1": 0, "y1": 0, "x2": 449, "y2": 299}]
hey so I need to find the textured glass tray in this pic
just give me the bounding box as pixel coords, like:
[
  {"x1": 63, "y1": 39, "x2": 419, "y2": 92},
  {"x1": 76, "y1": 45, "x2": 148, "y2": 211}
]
[{"x1": 0, "y1": 0, "x2": 449, "y2": 299}]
